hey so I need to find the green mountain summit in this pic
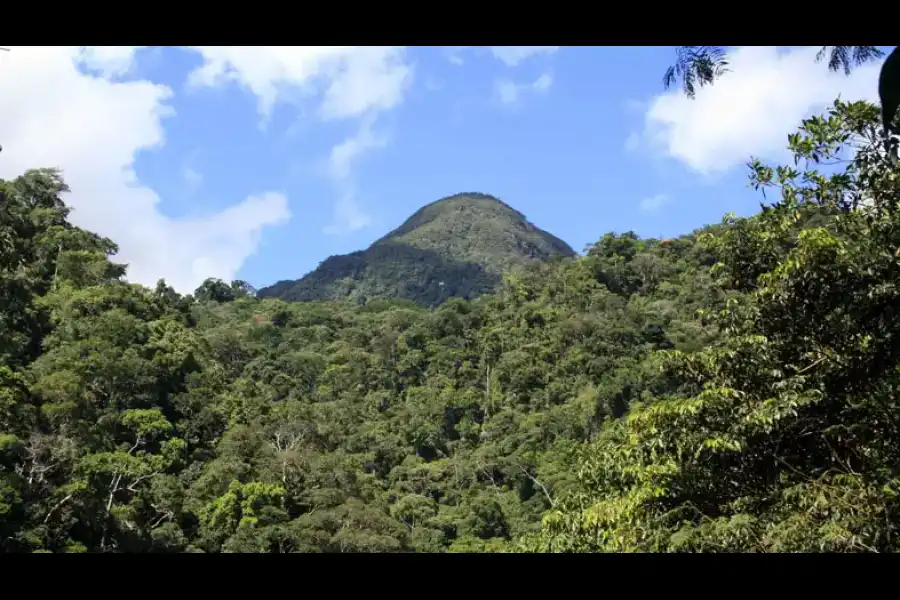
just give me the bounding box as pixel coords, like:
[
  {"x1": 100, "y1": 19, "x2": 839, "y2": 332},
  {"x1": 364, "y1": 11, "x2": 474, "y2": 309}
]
[{"x1": 257, "y1": 193, "x2": 576, "y2": 305}]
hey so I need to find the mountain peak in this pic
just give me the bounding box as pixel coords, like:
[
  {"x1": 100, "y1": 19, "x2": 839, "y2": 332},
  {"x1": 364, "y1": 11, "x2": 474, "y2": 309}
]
[
  {"x1": 377, "y1": 193, "x2": 529, "y2": 242},
  {"x1": 257, "y1": 193, "x2": 575, "y2": 306}
]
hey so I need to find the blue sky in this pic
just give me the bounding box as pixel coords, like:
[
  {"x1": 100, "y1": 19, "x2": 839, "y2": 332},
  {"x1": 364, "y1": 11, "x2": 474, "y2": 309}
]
[{"x1": 0, "y1": 46, "x2": 885, "y2": 292}]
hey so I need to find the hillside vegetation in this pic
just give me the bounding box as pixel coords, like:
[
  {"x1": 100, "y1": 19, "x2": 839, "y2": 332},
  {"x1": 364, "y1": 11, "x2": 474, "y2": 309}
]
[
  {"x1": 2, "y1": 99, "x2": 900, "y2": 553},
  {"x1": 257, "y1": 193, "x2": 576, "y2": 307}
]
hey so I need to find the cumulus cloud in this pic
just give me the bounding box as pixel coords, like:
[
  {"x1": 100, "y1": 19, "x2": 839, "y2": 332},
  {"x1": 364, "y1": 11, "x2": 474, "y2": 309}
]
[
  {"x1": 634, "y1": 46, "x2": 883, "y2": 175},
  {"x1": 184, "y1": 46, "x2": 412, "y2": 124},
  {"x1": 491, "y1": 46, "x2": 558, "y2": 67},
  {"x1": 0, "y1": 46, "x2": 290, "y2": 293},
  {"x1": 184, "y1": 46, "x2": 413, "y2": 235},
  {"x1": 495, "y1": 73, "x2": 553, "y2": 105},
  {"x1": 173, "y1": 192, "x2": 290, "y2": 285},
  {"x1": 77, "y1": 46, "x2": 147, "y2": 78},
  {"x1": 639, "y1": 194, "x2": 670, "y2": 213}
]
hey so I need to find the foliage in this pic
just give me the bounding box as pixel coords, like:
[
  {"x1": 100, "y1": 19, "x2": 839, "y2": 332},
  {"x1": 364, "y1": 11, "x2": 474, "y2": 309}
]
[
  {"x1": 257, "y1": 193, "x2": 576, "y2": 307},
  {"x1": 525, "y1": 99, "x2": 900, "y2": 553},
  {"x1": 4, "y1": 97, "x2": 900, "y2": 554},
  {"x1": 663, "y1": 46, "x2": 884, "y2": 99},
  {"x1": 0, "y1": 169, "x2": 726, "y2": 552}
]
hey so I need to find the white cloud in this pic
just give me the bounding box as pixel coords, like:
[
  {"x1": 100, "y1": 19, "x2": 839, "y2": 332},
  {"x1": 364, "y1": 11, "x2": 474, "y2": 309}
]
[
  {"x1": 176, "y1": 192, "x2": 289, "y2": 284},
  {"x1": 0, "y1": 46, "x2": 290, "y2": 294},
  {"x1": 639, "y1": 194, "x2": 670, "y2": 213},
  {"x1": 184, "y1": 46, "x2": 413, "y2": 237},
  {"x1": 323, "y1": 193, "x2": 373, "y2": 236},
  {"x1": 496, "y1": 80, "x2": 521, "y2": 105},
  {"x1": 441, "y1": 46, "x2": 557, "y2": 68},
  {"x1": 533, "y1": 73, "x2": 553, "y2": 92},
  {"x1": 77, "y1": 46, "x2": 146, "y2": 78},
  {"x1": 443, "y1": 47, "x2": 468, "y2": 66},
  {"x1": 495, "y1": 73, "x2": 553, "y2": 106},
  {"x1": 328, "y1": 119, "x2": 388, "y2": 181},
  {"x1": 323, "y1": 118, "x2": 387, "y2": 235},
  {"x1": 184, "y1": 46, "x2": 412, "y2": 124},
  {"x1": 635, "y1": 46, "x2": 882, "y2": 175},
  {"x1": 491, "y1": 46, "x2": 558, "y2": 67},
  {"x1": 183, "y1": 165, "x2": 203, "y2": 194}
]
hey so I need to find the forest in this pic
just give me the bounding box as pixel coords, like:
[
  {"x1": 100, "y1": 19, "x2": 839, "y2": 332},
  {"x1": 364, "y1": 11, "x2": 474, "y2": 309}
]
[
  {"x1": 257, "y1": 192, "x2": 576, "y2": 307},
  {"x1": 3, "y1": 84, "x2": 900, "y2": 550}
]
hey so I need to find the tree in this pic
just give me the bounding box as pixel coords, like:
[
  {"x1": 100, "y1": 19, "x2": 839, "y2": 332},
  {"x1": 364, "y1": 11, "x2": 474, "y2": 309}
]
[
  {"x1": 664, "y1": 45, "x2": 900, "y2": 157},
  {"x1": 193, "y1": 278, "x2": 236, "y2": 303},
  {"x1": 526, "y1": 98, "x2": 900, "y2": 553},
  {"x1": 663, "y1": 46, "x2": 885, "y2": 99}
]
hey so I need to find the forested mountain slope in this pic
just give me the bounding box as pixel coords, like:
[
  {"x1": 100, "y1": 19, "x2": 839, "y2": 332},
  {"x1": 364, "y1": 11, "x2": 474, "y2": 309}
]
[
  {"x1": 0, "y1": 172, "x2": 720, "y2": 552},
  {"x1": 257, "y1": 193, "x2": 576, "y2": 306},
  {"x1": 2, "y1": 100, "x2": 900, "y2": 553}
]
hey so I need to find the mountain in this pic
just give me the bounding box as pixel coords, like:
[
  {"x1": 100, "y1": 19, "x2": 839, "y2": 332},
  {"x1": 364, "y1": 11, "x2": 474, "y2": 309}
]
[{"x1": 257, "y1": 193, "x2": 577, "y2": 306}]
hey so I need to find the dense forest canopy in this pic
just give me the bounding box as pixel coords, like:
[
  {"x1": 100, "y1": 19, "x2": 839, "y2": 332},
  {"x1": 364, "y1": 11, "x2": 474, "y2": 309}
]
[
  {"x1": 2, "y1": 95, "x2": 900, "y2": 552},
  {"x1": 257, "y1": 192, "x2": 576, "y2": 307}
]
